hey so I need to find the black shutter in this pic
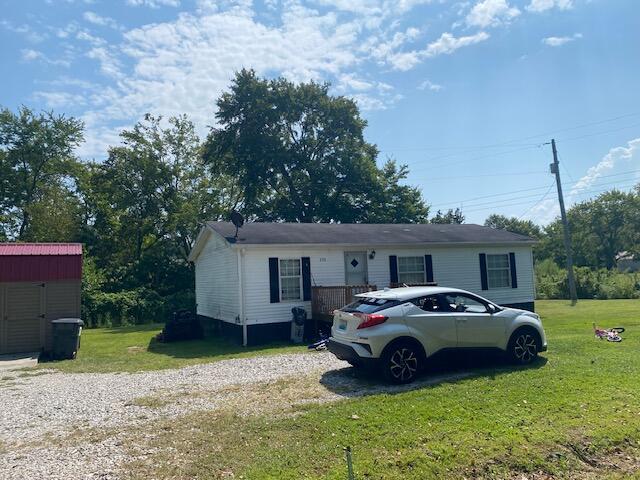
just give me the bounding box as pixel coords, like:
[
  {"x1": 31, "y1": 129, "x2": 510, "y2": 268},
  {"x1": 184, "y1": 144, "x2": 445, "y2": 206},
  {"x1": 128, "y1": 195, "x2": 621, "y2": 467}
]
[
  {"x1": 425, "y1": 255, "x2": 434, "y2": 283},
  {"x1": 509, "y1": 252, "x2": 518, "y2": 289},
  {"x1": 479, "y1": 253, "x2": 488, "y2": 291},
  {"x1": 389, "y1": 255, "x2": 398, "y2": 284},
  {"x1": 302, "y1": 257, "x2": 311, "y2": 301},
  {"x1": 268, "y1": 257, "x2": 280, "y2": 303}
]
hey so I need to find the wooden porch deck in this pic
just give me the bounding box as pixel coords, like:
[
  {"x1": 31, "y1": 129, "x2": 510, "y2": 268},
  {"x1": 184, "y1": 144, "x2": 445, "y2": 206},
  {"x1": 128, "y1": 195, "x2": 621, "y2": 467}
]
[{"x1": 311, "y1": 285, "x2": 377, "y2": 323}]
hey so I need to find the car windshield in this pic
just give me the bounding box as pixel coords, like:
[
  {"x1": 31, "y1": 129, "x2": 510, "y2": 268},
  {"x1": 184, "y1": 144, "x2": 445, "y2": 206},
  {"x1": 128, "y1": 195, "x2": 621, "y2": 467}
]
[{"x1": 342, "y1": 297, "x2": 399, "y2": 314}]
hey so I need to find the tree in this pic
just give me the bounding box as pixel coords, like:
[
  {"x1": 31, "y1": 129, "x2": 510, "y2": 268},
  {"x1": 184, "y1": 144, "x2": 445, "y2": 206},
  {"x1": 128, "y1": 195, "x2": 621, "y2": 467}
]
[
  {"x1": 365, "y1": 160, "x2": 429, "y2": 223},
  {"x1": 536, "y1": 188, "x2": 639, "y2": 268},
  {"x1": 484, "y1": 214, "x2": 542, "y2": 238},
  {"x1": 204, "y1": 69, "x2": 427, "y2": 223},
  {"x1": 87, "y1": 114, "x2": 236, "y2": 295},
  {"x1": 430, "y1": 208, "x2": 465, "y2": 224},
  {"x1": 0, "y1": 106, "x2": 84, "y2": 240}
]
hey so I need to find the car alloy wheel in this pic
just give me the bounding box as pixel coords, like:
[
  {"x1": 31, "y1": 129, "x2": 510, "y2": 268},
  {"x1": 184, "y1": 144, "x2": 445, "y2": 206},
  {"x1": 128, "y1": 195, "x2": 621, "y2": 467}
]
[
  {"x1": 388, "y1": 347, "x2": 418, "y2": 382},
  {"x1": 513, "y1": 333, "x2": 537, "y2": 363}
]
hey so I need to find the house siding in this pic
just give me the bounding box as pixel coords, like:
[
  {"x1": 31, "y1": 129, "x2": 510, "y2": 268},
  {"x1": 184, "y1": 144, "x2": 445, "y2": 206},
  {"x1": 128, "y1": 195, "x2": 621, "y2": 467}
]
[
  {"x1": 368, "y1": 246, "x2": 534, "y2": 306},
  {"x1": 242, "y1": 247, "x2": 345, "y2": 325},
  {"x1": 239, "y1": 244, "x2": 534, "y2": 325},
  {"x1": 194, "y1": 232, "x2": 240, "y2": 323}
]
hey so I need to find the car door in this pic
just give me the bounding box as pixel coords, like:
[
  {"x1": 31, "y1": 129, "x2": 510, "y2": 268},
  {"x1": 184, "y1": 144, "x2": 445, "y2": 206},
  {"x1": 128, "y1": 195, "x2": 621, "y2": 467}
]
[
  {"x1": 444, "y1": 293, "x2": 506, "y2": 348},
  {"x1": 402, "y1": 294, "x2": 458, "y2": 355}
]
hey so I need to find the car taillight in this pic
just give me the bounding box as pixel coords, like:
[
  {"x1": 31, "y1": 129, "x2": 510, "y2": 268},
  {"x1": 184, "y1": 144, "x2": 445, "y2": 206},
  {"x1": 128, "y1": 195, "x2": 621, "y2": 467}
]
[{"x1": 356, "y1": 313, "x2": 388, "y2": 329}]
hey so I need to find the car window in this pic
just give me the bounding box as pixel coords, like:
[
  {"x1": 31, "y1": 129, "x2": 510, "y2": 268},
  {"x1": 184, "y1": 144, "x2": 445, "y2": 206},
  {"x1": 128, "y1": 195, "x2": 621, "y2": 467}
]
[
  {"x1": 410, "y1": 294, "x2": 453, "y2": 313},
  {"x1": 342, "y1": 297, "x2": 400, "y2": 314},
  {"x1": 442, "y1": 293, "x2": 488, "y2": 314}
]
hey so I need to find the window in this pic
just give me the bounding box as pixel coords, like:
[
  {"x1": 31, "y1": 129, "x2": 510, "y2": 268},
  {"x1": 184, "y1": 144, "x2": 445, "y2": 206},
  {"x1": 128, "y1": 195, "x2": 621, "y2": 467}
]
[
  {"x1": 487, "y1": 254, "x2": 511, "y2": 289},
  {"x1": 411, "y1": 294, "x2": 450, "y2": 313},
  {"x1": 397, "y1": 256, "x2": 425, "y2": 284},
  {"x1": 279, "y1": 259, "x2": 301, "y2": 301},
  {"x1": 442, "y1": 293, "x2": 489, "y2": 314},
  {"x1": 342, "y1": 297, "x2": 400, "y2": 314}
]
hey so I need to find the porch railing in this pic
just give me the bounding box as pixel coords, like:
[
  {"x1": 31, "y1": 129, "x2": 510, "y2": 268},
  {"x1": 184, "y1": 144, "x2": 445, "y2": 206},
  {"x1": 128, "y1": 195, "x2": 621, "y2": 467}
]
[
  {"x1": 311, "y1": 285, "x2": 377, "y2": 323},
  {"x1": 389, "y1": 282, "x2": 438, "y2": 288}
]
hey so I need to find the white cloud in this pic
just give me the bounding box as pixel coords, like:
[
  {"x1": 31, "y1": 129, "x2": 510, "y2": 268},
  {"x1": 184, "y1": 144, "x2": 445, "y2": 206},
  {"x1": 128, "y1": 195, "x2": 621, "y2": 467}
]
[
  {"x1": 542, "y1": 32, "x2": 582, "y2": 47},
  {"x1": 465, "y1": 0, "x2": 520, "y2": 28},
  {"x1": 424, "y1": 31, "x2": 489, "y2": 57},
  {"x1": 33, "y1": 1, "x2": 492, "y2": 156},
  {"x1": 0, "y1": 20, "x2": 47, "y2": 43},
  {"x1": 526, "y1": 0, "x2": 572, "y2": 13},
  {"x1": 524, "y1": 137, "x2": 640, "y2": 224},
  {"x1": 21, "y1": 49, "x2": 43, "y2": 62},
  {"x1": 570, "y1": 138, "x2": 640, "y2": 196},
  {"x1": 21, "y1": 48, "x2": 71, "y2": 67},
  {"x1": 33, "y1": 91, "x2": 87, "y2": 108},
  {"x1": 87, "y1": 47, "x2": 122, "y2": 78},
  {"x1": 417, "y1": 79, "x2": 442, "y2": 91},
  {"x1": 83, "y1": 11, "x2": 120, "y2": 29},
  {"x1": 381, "y1": 31, "x2": 489, "y2": 71},
  {"x1": 126, "y1": 0, "x2": 180, "y2": 7}
]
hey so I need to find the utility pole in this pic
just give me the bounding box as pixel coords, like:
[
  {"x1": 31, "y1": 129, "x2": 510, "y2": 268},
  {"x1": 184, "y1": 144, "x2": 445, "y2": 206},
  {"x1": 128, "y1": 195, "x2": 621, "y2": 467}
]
[{"x1": 550, "y1": 139, "x2": 578, "y2": 305}]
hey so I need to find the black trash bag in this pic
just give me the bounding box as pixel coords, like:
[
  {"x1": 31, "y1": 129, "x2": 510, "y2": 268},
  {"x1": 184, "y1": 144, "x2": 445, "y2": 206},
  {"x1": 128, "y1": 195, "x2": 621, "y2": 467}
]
[{"x1": 157, "y1": 309, "x2": 203, "y2": 342}]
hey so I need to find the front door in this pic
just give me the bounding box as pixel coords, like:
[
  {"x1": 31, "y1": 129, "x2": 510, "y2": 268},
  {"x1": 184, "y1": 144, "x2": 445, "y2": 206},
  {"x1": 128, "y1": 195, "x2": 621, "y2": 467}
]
[{"x1": 344, "y1": 251, "x2": 368, "y2": 285}]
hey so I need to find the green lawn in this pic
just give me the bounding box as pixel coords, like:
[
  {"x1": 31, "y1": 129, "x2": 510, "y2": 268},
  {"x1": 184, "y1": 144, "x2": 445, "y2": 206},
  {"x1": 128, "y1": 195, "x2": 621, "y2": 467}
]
[
  {"x1": 42, "y1": 323, "x2": 304, "y2": 373},
  {"x1": 122, "y1": 300, "x2": 640, "y2": 479}
]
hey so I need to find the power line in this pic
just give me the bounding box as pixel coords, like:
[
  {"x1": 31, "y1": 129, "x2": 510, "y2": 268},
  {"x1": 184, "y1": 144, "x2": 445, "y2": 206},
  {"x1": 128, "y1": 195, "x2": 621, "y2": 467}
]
[
  {"x1": 556, "y1": 121, "x2": 640, "y2": 143},
  {"x1": 462, "y1": 180, "x2": 639, "y2": 214},
  {"x1": 431, "y1": 168, "x2": 640, "y2": 209},
  {"x1": 517, "y1": 182, "x2": 556, "y2": 220},
  {"x1": 379, "y1": 111, "x2": 640, "y2": 153}
]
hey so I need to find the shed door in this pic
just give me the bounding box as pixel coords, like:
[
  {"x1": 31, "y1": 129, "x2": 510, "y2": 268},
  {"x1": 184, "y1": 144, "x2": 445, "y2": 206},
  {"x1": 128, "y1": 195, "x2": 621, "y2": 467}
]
[
  {"x1": 344, "y1": 252, "x2": 368, "y2": 285},
  {"x1": 1, "y1": 283, "x2": 44, "y2": 354}
]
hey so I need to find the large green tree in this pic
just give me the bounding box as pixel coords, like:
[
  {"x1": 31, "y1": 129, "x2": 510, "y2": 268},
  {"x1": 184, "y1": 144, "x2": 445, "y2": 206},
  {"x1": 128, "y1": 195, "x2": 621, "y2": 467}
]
[
  {"x1": 87, "y1": 114, "x2": 236, "y2": 294},
  {"x1": 0, "y1": 106, "x2": 84, "y2": 240},
  {"x1": 535, "y1": 188, "x2": 639, "y2": 268},
  {"x1": 484, "y1": 214, "x2": 542, "y2": 238},
  {"x1": 203, "y1": 69, "x2": 428, "y2": 223}
]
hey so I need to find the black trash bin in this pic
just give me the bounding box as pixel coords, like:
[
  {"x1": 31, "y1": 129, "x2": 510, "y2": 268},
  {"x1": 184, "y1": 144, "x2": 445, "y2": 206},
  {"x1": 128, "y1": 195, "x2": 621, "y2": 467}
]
[
  {"x1": 51, "y1": 318, "x2": 84, "y2": 360},
  {"x1": 291, "y1": 307, "x2": 306, "y2": 343}
]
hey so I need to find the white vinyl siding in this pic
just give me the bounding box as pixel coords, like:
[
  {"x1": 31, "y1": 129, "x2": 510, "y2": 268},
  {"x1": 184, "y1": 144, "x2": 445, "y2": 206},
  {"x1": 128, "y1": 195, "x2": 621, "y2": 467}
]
[
  {"x1": 193, "y1": 231, "x2": 239, "y2": 322},
  {"x1": 279, "y1": 259, "x2": 301, "y2": 301},
  {"x1": 397, "y1": 256, "x2": 426, "y2": 284},
  {"x1": 242, "y1": 248, "x2": 345, "y2": 324},
  {"x1": 368, "y1": 246, "x2": 534, "y2": 307},
  {"x1": 192, "y1": 226, "x2": 535, "y2": 327},
  {"x1": 487, "y1": 254, "x2": 511, "y2": 289}
]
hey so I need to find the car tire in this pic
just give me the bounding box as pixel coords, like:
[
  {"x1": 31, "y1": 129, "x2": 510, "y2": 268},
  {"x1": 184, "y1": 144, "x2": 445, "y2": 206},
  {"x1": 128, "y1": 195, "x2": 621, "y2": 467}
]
[
  {"x1": 380, "y1": 341, "x2": 421, "y2": 384},
  {"x1": 508, "y1": 328, "x2": 539, "y2": 364}
]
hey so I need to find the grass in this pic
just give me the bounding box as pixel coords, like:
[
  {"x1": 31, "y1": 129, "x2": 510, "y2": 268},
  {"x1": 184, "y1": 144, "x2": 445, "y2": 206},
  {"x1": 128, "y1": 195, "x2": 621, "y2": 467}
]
[
  {"x1": 122, "y1": 300, "x2": 640, "y2": 479},
  {"x1": 42, "y1": 323, "x2": 303, "y2": 373}
]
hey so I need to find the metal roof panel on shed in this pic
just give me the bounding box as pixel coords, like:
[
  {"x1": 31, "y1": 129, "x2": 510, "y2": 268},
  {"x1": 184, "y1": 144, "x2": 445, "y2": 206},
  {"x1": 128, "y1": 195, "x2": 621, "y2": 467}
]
[
  {"x1": 0, "y1": 243, "x2": 83, "y2": 282},
  {"x1": 0, "y1": 243, "x2": 82, "y2": 256},
  {"x1": 204, "y1": 222, "x2": 535, "y2": 246}
]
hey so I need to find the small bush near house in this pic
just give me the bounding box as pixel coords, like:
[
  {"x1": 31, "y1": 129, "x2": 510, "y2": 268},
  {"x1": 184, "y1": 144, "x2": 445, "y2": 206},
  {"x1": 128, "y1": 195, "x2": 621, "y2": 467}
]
[{"x1": 536, "y1": 259, "x2": 640, "y2": 299}]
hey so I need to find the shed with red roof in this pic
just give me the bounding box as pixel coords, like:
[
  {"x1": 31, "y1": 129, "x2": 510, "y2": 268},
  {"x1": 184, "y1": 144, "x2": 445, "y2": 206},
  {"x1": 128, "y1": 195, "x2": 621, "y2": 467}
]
[{"x1": 0, "y1": 243, "x2": 82, "y2": 355}]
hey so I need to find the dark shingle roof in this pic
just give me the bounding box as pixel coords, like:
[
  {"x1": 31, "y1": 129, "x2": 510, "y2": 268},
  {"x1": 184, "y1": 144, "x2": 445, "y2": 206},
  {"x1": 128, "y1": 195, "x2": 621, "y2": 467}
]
[{"x1": 206, "y1": 222, "x2": 535, "y2": 246}]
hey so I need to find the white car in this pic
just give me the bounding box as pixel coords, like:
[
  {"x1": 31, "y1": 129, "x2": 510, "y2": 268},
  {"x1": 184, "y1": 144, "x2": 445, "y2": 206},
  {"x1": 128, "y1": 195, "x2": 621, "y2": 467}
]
[{"x1": 327, "y1": 286, "x2": 547, "y2": 383}]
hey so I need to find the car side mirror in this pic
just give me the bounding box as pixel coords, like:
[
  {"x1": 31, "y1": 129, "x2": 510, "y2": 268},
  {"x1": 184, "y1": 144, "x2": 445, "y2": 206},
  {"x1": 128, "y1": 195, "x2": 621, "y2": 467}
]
[{"x1": 487, "y1": 304, "x2": 497, "y2": 314}]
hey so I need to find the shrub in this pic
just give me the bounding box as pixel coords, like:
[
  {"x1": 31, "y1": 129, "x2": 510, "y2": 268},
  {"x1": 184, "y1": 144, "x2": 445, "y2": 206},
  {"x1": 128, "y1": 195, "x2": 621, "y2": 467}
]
[{"x1": 535, "y1": 260, "x2": 640, "y2": 300}]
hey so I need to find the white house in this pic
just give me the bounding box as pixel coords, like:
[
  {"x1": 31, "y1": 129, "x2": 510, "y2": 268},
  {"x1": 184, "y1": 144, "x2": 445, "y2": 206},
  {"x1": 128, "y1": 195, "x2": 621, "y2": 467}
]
[{"x1": 188, "y1": 222, "x2": 536, "y2": 345}]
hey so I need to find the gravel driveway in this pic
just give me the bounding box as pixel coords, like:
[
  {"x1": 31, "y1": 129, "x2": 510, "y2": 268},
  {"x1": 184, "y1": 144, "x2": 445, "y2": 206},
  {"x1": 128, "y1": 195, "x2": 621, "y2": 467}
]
[
  {"x1": 0, "y1": 352, "x2": 348, "y2": 480},
  {"x1": 0, "y1": 352, "x2": 471, "y2": 479}
]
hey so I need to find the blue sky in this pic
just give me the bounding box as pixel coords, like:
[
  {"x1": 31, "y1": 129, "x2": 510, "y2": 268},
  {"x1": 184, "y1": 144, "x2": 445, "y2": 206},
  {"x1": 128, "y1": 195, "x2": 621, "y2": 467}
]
[{"x1": 2, "y1": 0, "x2": 639, "y2": 224}]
